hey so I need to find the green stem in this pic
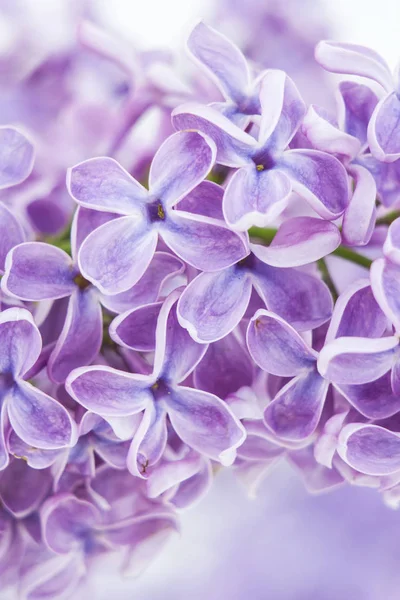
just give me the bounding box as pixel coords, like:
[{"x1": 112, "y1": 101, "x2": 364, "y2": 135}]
[
  {"x1": 376, "y1": 211, "x2": 400, "y2": 226},
  {"x1": 248, "y1": 226, "x2": 277, "y2": 244}
]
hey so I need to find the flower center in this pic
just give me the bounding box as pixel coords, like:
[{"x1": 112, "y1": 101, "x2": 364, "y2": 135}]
[
  {"x1": 147, "y1": 201, "x2": 166, "y2": 223},
  {"x1": 74, "y1": 273, "x2": 91, "y2": 290}
]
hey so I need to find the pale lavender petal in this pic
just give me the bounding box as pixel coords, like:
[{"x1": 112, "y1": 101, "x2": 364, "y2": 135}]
[
  {"x1": 71, "y1": 206, "x2": 119, "y2": 261},
  {"x1": 251, "y1": 217, "x2": 341, "y2": 267},
  {"x1": 0, "y1": 308, "x2": 42, "y2": 378},
  {"x1": 110, "y1": 302, "x2": 162, "y2": 352},
  {"x1": 172, "y1": 103, "x2": 256, "y2": 167},
  {"x1": 318, "y1": 336, "x2": 398, "y2": 384},
  {"x1": 259, "y1": 70, "x2": 305, "y2": 150},
  {"x1": 0, "y1": 204, "x2": 25, "y2": 273},
  {"x1": 383, "y1": 218, "x2": 400, "y2": 264},
  {"x1": 0, "y1": 127, "x2": 34, "y2": 189},
  {"x1": 370, "y1": 258, "x2": 400, "y2": 331},
  {"x1": 78, "y1": 20, "x2": 137, "y2": 75},
  {"x1": 2, "y1": 242, "x2": 75, "y2": 301},
  {"x1": 149, "y1": 131, "x2": 216, "y2": 206},
  {"x1": 127, "y1": 403, "x2": 167, "y2": 478},
  {"x1": 392, "y1": 356, "x2": 400, "y2": 396},
  {"x1": 247, "y1": 310, "x2": 316, "y2": 376},
  {"x1": 8, "y1": 431, "x2": 63, "y2": 469},
  {"x1": 338, "y1": 81, "x2": 379, "y2": 146},
  {"x1": 176, "y1": 181, "x2": 224, "y2": 220},
  {"x1": 194, "y1": 333, "x2": 253, "y2": 399},
  {"x1": 342, "y1": 165, "x2": 377, "y2": 246},
  {"x1": 187, "y1": 21, "x2": 250, "y2": 103},
  {"x1": 0, "y1": 403, "x2": 9, "y2": 471},
  {"x1": 7, "y1": 381, "x2": 76, "y2": 449},
  {"x1": 66, "y1": 366, "x2": 152, "y2": 417},
  {"x1": 368, "y1": 92, "x2": 400, "y2": 161},
  {"x1": 48, "y1": 288, "x2": 103, "y2": 384},
  {"x1": 169, "y1": 459, "x2": 212, "y2": 509},
  {"x1": 93, "y1": 437, "x2": 129, "y2": 470},
  {"x1": 153, "y1": 292, "x2": 207, "y2": 383},
  {"x1": 177, "y1": 267, "x2": 252, "y2": 343},
  {"x1": 337, "y1": 373, "x2": 400, "y2": 418},
  {"x1": 165, "y1": 386, "x2": 246, "y2": 466},
  {"x1": 101, "y1": 251, "x2": 184, "y2": 314},
  {"x1": 78, "y1": 216, "x2": 158, "y2": 295},
  {"x1": 0, "y1": 459, "x2": 51, "y2": 518},
  {"x1": 288, "y1": 446, "x2": 344, "y2": 493},
  {"x1": 222, "y1": 165, "x2": 291, "y2": 230},
  {"x1": 301, "y1": 104, "x2": 361, "y2": 158},
  {"x1": 251, "y1": 260, "x2": 333, "y2": 331},
  {"x1": 338, "y1": 424, "x2": 400, "y2": 475},
  {"x1": 264, "y1": 369, "x2": 329, "y2": 441},
  {"x1": 147, "y1": 451, "x2": 203, "y2": 499},
  {"x1": 162, "y1": 210, "x2": 248, "y2": 270},
  {"x1": 315, "y1": 41, "x2": 393, "y2": 91},
  {"x1": 326, "y1": 279, "x2": 387, "y2": 342},
  {"x1": 67, "y1": 157, "x2": 148, "y2": 214},
  {"x1": 278, "y1": 149, "x2": 349, "y2": 219}
]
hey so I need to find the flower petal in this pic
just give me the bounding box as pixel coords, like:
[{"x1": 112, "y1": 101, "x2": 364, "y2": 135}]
[
  {"x1": 0, "y1": 204, "x2": 25, "y2": 273},
  {"x1": 48, "y1": 288, "x2": 103, "y2": 384},
  {"x1": 278, "y1": 149, "x2": 349, "y2": 219},
  {"x1": 177, "y1": 267, "x2": 252, "y2": 343},
  {"x1": 7, "y1": 381, "x2": 76, "y2": 449},
  {"x1": 68, "y1": 157, "x2": 148, "y2": 214},
  {"x1": 165, "y1": 385, "x2": 246, "y2": 465},
  {"x1": 337, "y1": 373, "x2": 400, "y2": 419},
  {"x1": 368, "y1": 92, "x2": 400, "y2": 162},
  {"x1": 383, "y1": 218, "x2": 400, "y2": 264},
  {"x1": 110, "y1": 302, "x2": 162, "y2": 352},
  {"x1": 315, "y1": 41, "x2": 393, "y2": 91},
  {"x1": 247, "y1": 310, "x2": 316, "y2": 376},
  {"x1": 338, "y1": 81, "x2": 379, "y2": 147},
  {"x1": 318, "y1": 336, "x2": 398, "y2": 384},
  {"x1": 66, "y1": 365, "x2": 152, "y2": 417},
  {"x1": 71, "y1": 205, "x2": 119, "y2": 261},
  {"x1": 222, "y1": 165, "x2": 291, "y2": 230},
  {"x1": 126, "y1": 403, "x2": 167, "y2": 478},
  {"x1": 163, "y1": 209, "x2": 248, "y2": 270},
  {"x1": 78, "y1": 215, "x2": 157, "y2": 295},
  {"x1": 0, "y1": 127, "x2": 34, "y2": 189},
  {"x1": 251, "y1": 217, "x2": 341, "y2": 267},
  {"x1": 370, "y1": 258, "x2": 400, "y2": 331},
  {"x1": 264, "y1": 369, "x2": 329, "y2": 441},
  {"x1": 0, "y1": 459, "x2": 52, "y2": 518},
  {"x1": 187, "y1": 21, "x2": 250, "y2": 103},
  {"x1": 149, "y1": 131, "x2": 216, "y2": 207},
  {"x1": 175, "y1": 180, "x2": 224, "y2": 220},
  {"x1": 338, "y1": 424, "x2": 400, "y2": 475},
  {"x1": 0, "y1": 308, "x2": 42, "y2": 378},
  {"x1": 2, "y1": 242, "x2": 75, "y2": 301},
  {"x1": 342, "y1": 165, "x2": 377, "y2": 246},
  {"x1": 301, "y1": 104, "x2": 361, "y2": 158}
]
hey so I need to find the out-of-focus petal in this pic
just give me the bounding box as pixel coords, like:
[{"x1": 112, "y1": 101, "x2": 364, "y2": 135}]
[
  {"x1": 0, "y1": 204, "x2": 25, "y2": 273},
  {"x1": 0, "y1": 459, "x2": 52, "y2": 518},
  {"x1": 368, "y1": 92, "x2": 400, "y2": 162},
  {"x1": 0, "y1": 127, "x2": 34, "y2": 189}
]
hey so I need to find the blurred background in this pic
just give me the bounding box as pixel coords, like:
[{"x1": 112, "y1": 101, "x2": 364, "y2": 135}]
[{"x1": 1, "y1": 0, "x2": 400, "y2": 598}]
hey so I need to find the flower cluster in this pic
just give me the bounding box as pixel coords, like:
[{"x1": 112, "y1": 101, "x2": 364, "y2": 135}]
[{"x1": 2, "y1": 11, "x2": 400, "y2": 599}]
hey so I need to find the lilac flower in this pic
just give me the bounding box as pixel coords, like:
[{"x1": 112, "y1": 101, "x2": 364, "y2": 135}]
[
  {"x1": 66, "y1": 291, "x2": 246, "y2": 472},
  {"x1": 315, "y1": 41, "x2": 400, "y2": 162},
  {"x1": 0, "y1": 307, "x2": 76, "y2": 470},
  {"x1": 172, "y1": 70, "x2": 349, "y2": 229},
  {"x1": 67, "y1": 130, "x2": 247, "y2": 294}
]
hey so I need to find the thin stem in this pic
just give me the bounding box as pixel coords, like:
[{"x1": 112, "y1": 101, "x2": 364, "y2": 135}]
[{"x1": 317, "y1": 259, "x2": 338, "y2": 301}]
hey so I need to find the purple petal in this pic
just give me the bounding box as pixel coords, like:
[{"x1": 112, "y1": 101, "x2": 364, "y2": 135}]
[
  {"x1": 187, "y1": 21, "x2": 250, "y2": 103},
  {"x1": 165, "y1": 385, "x2": 245, "y2": 465},
  {"x1": 71, "y1": 206, "x2": 119, "y2": 261},
  {"x1": 342, "y1": 165, "x2": 377, "y2": 246},
  {"x1": 110, "y1": 302, "x2": 162, "y2": 352},
  {"x1": 147, "y1": 450, "x2": 203, "y2": 499},
  {"x1": 278, "y1": 149, "x2": 349, "y2": 219},
  {"x1": 194, "y1": 333, "x2": 253, "y2": 399},
  {"x1": 172, "y1": 102, "x2": 256, "y2": 167},
  {"x1": 259, "y1": 70, "x2": 305, "y2": 150},
  {"x1": 48, "y1": 288, "x2": 103, "y2": 384},
  {"x1": 67, "y1": 157, "x2": 148, "y2": 214},
  {"x1": 176, "y1": 180, "x2": 224, "y2": 220},
  {"x1": 251, "y1": 260, "x2": 333, "y2": 331},
  {"x1": 177, "y1": 267, "x2": 252, "y2": 343},
  {"x1": 370, "y1": 258, "x2": 400, "y2": 331},
  {"x1": 0, "y1": 403, "x2": 9, "y2": 471},
  {"x1": 7, "y1": 381, "x2": 76, "y2": 449},
  {"x1": 251, "y1": 217, "x2": 341, "y2": 267},
  {"x1": 66, "y1": 366, "x2": 152, "y2": 417},
  {"x1": 8, "y1": 431, "x2": 63, "y2": 469},
  {"x1": 153, "y1": 292, "x2": 207, "y2": 383},
  {"x1": 338, "y1": 424, "x2": 400, "y2": 475},
  {"x1": 127, "y1": 403, "x2": 167, "y2": 478},
  {"x1": 301, "y1": 104, "x2": 361, "y2": 158},
  {"x1": 78, "y1": 215, "x2": 157, "y2": 295},
  {"x1": 317, "y1": 336, "x2": 398, "y2": 385},
  {"x1": 0, "y1": 204, "x2": 25, "y2": 273},
  {"x1": 337, "y1": 372, "x2": 400, "y2": 419},
  {"x1": 2, "y1": 242, "x2": 75, "y2": 301},
  {"x1": 169, "y1": 458, "x2": 212, "y2": 509},
  {"x1": 149, "y1": 131, "x2": 216, "y2": 207},
  {"x1": 315, "y1": 41, "x2": 393, "y2": 91},
  {"x1": 0, "y1": 460, "x2": 51, "y2": 518},
  {"x1": 392, "y1": 356, "x2": 400, "y2": 396},
  {"x1": 326, "y1": 279, "x2": 387, "y2": 342},
  {"x1": 0, "y1": 308, "x2": 42, "y2": 378},
  {"x1": 0, "y1": 127, "x2": 34, "y2": 189},
  {"x1": 247, "y1": 310, "x2": 316, "y2": 376},
  {"x1": 101, "y1": 251, "x2": 184, "y2": 314},
  {"x1": 338, "y1": 81, "x2": 379, "y2": 146},
  {"x1": 368, "y1": 92, "x2": 400, "y2": 161},
  {"x1": 264, "y1": 369, "x2": 329, "y2": 441},
  {"x1": 288, "y1": 446, "x2": 344, "y2": 493},
  {"x1": 222, "y1": 165, "x2": 291, "y2": 230},
  {"x1": 383, "y1": 218, "x2": 400, "y2": 264},
  {"x1": 162, "y1": 209, "x2": 248, "y2": 270}
]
